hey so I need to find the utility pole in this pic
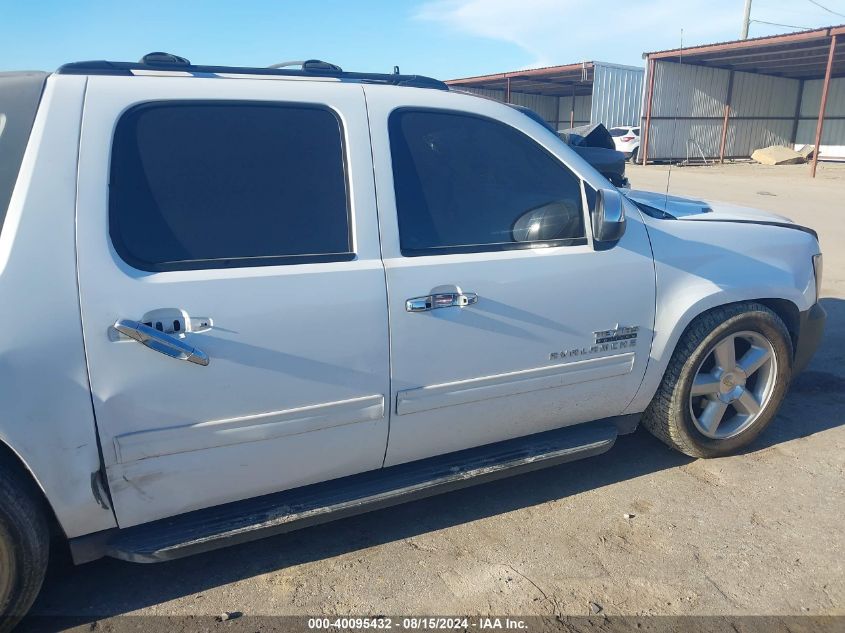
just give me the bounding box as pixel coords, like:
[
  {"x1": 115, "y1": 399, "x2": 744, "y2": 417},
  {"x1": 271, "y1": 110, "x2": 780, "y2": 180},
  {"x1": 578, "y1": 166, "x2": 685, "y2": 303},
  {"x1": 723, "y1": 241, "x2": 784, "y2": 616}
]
[{"x1": 741, "y1": 0, "x2": 752, "y2": 39}]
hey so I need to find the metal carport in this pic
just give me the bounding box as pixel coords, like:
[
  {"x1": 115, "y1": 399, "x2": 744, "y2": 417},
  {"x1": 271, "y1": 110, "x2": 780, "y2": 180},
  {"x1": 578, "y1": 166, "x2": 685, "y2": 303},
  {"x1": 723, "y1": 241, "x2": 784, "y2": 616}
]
[
  {"x1": 447, "y1": 61, "x2": 644, "y2": 132},
  {"x1": 641, "y1": 25, "x2": 845, "y2": 176}
]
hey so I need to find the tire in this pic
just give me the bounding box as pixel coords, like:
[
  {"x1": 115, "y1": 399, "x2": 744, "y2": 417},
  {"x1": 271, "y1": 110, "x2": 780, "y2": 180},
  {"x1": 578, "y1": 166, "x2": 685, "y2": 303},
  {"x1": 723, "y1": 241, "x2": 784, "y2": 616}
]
[
  {"x1": 629, "y1": 147, "x2": 639, "y2": 164},
  {"x1": 643, "y1": 302, "x2": 793, "y2": 458},
  {"x1": 0, "y1": 459, "x2": 49, "y2": 632}
]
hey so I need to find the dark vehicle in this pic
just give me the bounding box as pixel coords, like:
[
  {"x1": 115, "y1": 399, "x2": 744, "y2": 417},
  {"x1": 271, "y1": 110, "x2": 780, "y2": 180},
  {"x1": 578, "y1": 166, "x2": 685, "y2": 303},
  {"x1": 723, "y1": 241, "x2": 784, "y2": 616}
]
[
  {"x1": 508, "y1": 106, "x2": 628, "y2": 188},
  {"x1": 558, "y1": 123, "x2": 629, "y2": 188}
]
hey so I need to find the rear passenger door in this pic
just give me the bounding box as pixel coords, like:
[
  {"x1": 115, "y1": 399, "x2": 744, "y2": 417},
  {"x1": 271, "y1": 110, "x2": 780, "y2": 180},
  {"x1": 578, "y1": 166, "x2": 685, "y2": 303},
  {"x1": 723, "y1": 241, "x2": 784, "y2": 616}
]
[
  {"x1": 364, "y1": 87, "x2": 656, "y2": 466},
  {"x1": 77, "y1": 77, "x2": 390, "y2": 528}
]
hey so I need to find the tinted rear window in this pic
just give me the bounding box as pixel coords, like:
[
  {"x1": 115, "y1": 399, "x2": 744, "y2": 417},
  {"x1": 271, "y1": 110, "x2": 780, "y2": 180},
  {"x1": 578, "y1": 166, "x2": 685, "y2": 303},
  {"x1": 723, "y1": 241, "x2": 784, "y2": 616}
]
[
  {"x1": 609, "y1": 128, "x2": 628, "y2": 137},
  {"x1": 0, "y1": 72, "x2": 47, "y2": 236},
  {"x1": 110, "y1": 101, "x2": 352, "y2": 271}
]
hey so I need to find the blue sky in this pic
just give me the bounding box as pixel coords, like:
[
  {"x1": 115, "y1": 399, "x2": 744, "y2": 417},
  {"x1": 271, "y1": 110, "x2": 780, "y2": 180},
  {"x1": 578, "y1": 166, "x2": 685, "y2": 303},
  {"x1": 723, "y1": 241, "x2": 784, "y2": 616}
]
[{"x1": 2, "y1": 0, "x2": 843, "y2": 77}]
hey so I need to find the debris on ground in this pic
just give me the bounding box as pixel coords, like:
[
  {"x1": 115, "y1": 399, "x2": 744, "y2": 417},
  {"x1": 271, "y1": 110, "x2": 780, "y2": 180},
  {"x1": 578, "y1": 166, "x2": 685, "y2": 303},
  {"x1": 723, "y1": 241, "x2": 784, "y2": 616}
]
[
  {"x1": 216, "y1": 611, "x2": 242, "y2": 622},
  {"x1": 623, "y1": 513, "x2": 635, "y2": 519},
  {"x1": 589, "y1": 601, "x2": 603, "y2": 614},
  {"x1": 751, "y1": 145, "x2": 808, "y2": 166},
  {"x1": 796, "y1": 144, "x2": 815, "y2": 161}
]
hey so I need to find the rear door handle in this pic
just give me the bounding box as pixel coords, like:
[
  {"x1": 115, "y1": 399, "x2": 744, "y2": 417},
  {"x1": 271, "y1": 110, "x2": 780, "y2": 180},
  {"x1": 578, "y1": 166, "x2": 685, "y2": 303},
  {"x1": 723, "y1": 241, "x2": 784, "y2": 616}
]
[
  {"x1": 112, "y1": 319, "x2": 210, "y2": 366},
  {"x1": 406, "y1": 287, "x2": 478, "y2": 313}
]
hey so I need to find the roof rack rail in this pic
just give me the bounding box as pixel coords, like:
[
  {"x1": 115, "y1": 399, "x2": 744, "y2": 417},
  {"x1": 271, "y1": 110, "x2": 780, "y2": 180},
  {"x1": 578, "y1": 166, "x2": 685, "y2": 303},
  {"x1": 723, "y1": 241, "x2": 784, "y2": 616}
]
[
  {"x1": 140, "y1": 52, "x2": 191, "y2": 66},
  {"x1": 267, "y1": 59, "x2": 343, "y2": 73},
  {"x1": 56, "y1": 53, "x2": 448, "y2": 91}
]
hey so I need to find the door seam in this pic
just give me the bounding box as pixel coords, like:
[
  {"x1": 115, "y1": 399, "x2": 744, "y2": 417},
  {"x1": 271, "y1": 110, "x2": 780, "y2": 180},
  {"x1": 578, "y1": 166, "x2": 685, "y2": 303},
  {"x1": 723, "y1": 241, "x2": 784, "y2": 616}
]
[
  {"x1": 73, "y1": 76, "x2": 119, "y2": 524},
  {"x1": 361, "y1": 85, "x2": 395, "y2": 468},
  {"x1": 621, "y1": 209, "x2": 659, "y2": 414}
]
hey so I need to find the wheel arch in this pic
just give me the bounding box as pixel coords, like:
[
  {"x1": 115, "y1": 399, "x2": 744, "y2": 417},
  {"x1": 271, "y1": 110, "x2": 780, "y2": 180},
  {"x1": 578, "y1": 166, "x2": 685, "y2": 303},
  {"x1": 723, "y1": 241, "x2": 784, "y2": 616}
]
[
  {"x1": 755, "y1": 298, "x2": 800, "y2": 353},
  {"x1": 0, "y1": 438, "x2": 64, "y2": 540},
  {"x1": 672, "y1": 297, "x2": 799, "y2": 361},
  {"x1": 625, "y1": 294, "x2": 802, "y2": 415}
]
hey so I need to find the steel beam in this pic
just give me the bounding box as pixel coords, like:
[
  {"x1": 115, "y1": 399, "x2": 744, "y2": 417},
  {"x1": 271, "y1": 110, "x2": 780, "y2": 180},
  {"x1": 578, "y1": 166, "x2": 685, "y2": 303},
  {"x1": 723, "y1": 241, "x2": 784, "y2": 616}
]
[
  {"x1": 446, "y1": 62, "x2": 592, "y2": 85},
  {"x1": 812, "y1": 34, "x2": 837, "y2": 178},
  {"x1": 646, "y1": 27, "x2": 832, "y2": 61},
  {"x1": 696, "y1": 44, "x2": 833, "y2": 64},
  {"x1": 641, "y1": 59, "x2": 656, "y2": 165}
]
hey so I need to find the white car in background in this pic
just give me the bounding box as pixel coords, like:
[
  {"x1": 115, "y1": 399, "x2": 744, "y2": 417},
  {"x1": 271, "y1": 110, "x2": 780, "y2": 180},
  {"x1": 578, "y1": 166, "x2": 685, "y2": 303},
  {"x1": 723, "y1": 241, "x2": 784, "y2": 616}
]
[{"x1": 610, "y1": 125, "x2": 641, "y2": 162}]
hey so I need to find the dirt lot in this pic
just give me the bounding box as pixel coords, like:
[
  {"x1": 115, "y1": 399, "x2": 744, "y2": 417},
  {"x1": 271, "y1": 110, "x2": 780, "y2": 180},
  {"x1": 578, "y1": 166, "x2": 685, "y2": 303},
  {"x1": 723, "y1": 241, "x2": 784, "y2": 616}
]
[{"x1": 22, "y1": 162, "x2": 845, "y2": 630}]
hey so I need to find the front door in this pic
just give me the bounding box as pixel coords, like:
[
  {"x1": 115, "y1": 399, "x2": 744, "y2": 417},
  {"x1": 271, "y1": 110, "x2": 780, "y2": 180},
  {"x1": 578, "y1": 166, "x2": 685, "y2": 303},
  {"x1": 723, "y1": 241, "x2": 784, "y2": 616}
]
[
  {"x1": 77, "y1": 77, "x2": 390, "y2": 527},
  {"x1": 364, "y1": 87, "x2": 656, "y2": 466}
]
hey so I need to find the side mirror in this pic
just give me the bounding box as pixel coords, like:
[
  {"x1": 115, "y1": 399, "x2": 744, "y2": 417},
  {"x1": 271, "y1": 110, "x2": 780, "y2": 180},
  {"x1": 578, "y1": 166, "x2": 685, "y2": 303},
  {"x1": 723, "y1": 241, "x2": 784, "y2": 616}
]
[
  {"x1": 592, "y1": 188, "x2": 627, "y2": 244},
  {"x1": 512, "y1": 201, "x2": 581, "y2": 243}
]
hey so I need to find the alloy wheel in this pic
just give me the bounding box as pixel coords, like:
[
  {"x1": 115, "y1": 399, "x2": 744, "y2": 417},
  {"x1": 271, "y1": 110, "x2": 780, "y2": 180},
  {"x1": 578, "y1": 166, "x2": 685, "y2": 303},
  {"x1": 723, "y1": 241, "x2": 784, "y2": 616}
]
[{"x1": 688, "y1": 330, "x2": 778, "y2": 440}]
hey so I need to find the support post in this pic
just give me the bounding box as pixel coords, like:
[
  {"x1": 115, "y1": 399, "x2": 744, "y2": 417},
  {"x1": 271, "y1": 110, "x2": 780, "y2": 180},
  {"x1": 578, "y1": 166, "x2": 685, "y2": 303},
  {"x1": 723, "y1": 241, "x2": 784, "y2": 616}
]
[
  {"x1": 553, "y1": 88, "x2": 562, "y2": 130},
  {"x1": 812, "y1": 34, "x2": 837, "y2": 178},
  {"x1": 719, "y1": 71, "x2": 735, "y2": 164},
  {"x1": 570, "y1": 85, "x2": 575, "y2": 128},
  {"x1": 641, "y1": 59, "x2": 656, "y2": 165},
  {"x1": 505, "y1": 77, "x2": 511, "y2": 104}
]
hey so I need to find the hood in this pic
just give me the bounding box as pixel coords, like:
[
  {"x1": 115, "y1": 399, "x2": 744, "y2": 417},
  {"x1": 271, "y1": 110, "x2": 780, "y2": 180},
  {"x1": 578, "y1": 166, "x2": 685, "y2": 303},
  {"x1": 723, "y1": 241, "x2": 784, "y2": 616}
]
[{"x1": 625, "y1": 189, "x2": 794, "y2": 224}]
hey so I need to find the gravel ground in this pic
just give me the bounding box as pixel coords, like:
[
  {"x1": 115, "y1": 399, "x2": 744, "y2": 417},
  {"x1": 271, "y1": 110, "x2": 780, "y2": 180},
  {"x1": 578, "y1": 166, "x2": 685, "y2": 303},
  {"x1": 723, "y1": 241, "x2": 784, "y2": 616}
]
[{"x1": 21, "y1": 161, "x2": 845, "y2": 631}]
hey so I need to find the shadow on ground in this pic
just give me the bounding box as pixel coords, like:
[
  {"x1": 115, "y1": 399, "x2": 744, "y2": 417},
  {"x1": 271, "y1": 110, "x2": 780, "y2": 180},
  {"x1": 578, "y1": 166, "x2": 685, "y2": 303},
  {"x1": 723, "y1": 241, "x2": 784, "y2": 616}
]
[
  {"x1": 752, "y1": 297, "x2": 845, "y2": 449},
  {"x1": 21, "y1": 299, "x2": 844, "y2": 626}
]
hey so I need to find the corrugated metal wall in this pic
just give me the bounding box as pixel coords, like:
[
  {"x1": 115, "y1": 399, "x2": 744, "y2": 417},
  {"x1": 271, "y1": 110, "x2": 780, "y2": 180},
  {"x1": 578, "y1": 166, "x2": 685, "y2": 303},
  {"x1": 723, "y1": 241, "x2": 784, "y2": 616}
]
[
  {"x1": 454, "y1": 86, "x2": 591, "y2": 130},
  {"x1": 455, "y1": 87, "x2": 505, "y2": 101},
  {"x1": 795, "y1": 77, "x2": 845, "y2": 156},
  {"x1": 509, "y1": 92, "x2": 560, "y2": 125},
  {"x1": 641, "y1": 60, "x2": 836, "y2": 160},
  {"x1": 590, "y1": 62, "x2": 644, "y2": 127},
  {"x1": 645, "y1": 61, "x2": 728, "y2": 160},
  {"x1": 452, "y1": 62, "x2": 643, "y2": 132},
  {"x1": 726, "y1": 72, "x2": 799, "y2": 157},
  {"x1": 558, "y1": 94, "x2": 592, "y2": 129}
]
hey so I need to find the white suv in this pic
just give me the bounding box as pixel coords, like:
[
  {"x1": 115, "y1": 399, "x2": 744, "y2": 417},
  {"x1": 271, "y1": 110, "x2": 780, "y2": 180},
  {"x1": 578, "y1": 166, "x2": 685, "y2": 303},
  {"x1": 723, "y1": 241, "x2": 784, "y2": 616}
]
[
  {"x1": 609, "y1": 125, "x2": 641, "y2": 162},
  {"x1": 0, "y1": 54, "x2": 825, "y2": 625}
]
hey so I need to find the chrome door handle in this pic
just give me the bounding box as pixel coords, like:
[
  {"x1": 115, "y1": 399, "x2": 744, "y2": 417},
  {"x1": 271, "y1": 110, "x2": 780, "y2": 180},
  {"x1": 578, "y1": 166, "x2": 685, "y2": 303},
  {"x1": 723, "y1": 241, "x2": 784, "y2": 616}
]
[
  {"x1": 406, "y1": 290, "x2": 478, "y2": 312},
  {"x1": 112, "y1": 319, "x2": 210, "y2": 366}
]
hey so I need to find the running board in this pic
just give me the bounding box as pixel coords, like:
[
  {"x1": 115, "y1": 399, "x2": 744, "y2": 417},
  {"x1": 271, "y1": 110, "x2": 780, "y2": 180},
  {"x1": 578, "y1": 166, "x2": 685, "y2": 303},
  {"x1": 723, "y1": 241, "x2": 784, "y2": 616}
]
[{"x1": 72, "y1": 419, "x2": 625, "y2": 564}]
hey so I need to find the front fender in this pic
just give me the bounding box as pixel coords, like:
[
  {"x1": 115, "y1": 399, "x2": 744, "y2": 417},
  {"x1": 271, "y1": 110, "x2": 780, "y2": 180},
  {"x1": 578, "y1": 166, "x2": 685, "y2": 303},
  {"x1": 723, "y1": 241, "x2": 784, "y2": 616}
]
[{"x1": 624, "y1": 217, "x2": 817, "y2": 415}]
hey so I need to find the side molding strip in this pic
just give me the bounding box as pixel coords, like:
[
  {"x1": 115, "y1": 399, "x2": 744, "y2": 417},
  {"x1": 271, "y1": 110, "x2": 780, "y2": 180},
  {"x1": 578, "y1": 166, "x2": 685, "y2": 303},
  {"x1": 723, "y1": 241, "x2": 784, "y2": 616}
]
[
  {"x1": 113, "y1": 395, "x2": 385, "y2": 464},
  {"x1": 70, "y1": 418, "x2": 619, "y2": 564},
  {"x1": 396, "y1": 353, "x2": 635, "y2": 416}
]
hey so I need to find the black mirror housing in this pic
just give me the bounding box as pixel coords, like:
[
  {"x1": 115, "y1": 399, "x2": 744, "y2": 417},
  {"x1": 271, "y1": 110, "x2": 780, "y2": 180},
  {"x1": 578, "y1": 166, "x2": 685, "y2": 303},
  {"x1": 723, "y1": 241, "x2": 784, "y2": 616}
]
[
  {"x1": 512, "y1": 201, "x2": 582, "y2": 243},
  {"x1": 592, "y1": 188, "x2": 627, "y2": 244}
]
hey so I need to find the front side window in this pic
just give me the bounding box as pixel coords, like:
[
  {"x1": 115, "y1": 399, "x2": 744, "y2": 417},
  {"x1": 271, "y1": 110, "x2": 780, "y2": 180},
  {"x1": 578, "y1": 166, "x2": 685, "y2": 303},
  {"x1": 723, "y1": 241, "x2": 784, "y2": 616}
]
[
  {"x1": 110, "y1": 101, "x2": 351, "y2": 271},
  {"x1": 389, "y1": 110, "x2": 586, "y2": 256}
]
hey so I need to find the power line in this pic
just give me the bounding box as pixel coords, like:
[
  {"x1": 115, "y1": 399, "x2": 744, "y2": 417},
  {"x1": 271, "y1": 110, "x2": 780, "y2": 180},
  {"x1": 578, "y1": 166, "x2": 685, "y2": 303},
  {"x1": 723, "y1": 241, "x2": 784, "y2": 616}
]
[
  {"x1": 750, "y1": 18, "x2": 812, "y2": 30},
  {"x1": 806, "y1": 0, "x2": 845, "y2": 19},
  {"x1": 742, "y1": 0, "x2": 844, "y2": 40}
]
